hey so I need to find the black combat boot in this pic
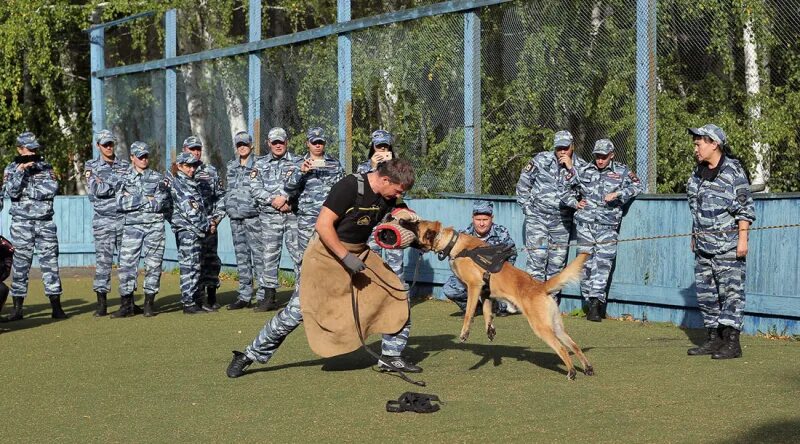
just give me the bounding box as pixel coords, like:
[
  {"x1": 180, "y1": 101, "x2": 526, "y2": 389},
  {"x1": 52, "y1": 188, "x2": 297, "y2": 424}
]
[
  {"x1": 183, "y1": 303, "x2": 207, "y2": 315},
  {"x1": 226, "y1": 351, "x2": 253, "y2": 378},
  {"x1": 94, "y1": 292, "x2": 108, "y2": 317},
  {"x1": 49, "y1": 295, "x2": 68, "y2": 319},
  {"x1": 227, "y1": 299, "x2": 250, "y2": 310},
  {"x1": 4, "y1": 296, "x2": 24, "y2": 322},
  {"x1": 111, "y1": 295, "x2": 135, "y2": 318},
  {"x1": 132, "y1": 298, "x2": 144, "y2": 315},
  {"x1": 687, "y1": 327, "x2": 724, "y2": 355},
  {"x1": 254, "y1": 288, "x2": 277, "y2": 312},
  {"x1": 586, "y1": 298, "x2": 602, "y2": 322},
  {"x1": 206, "y1": 286, "x2": 220, "y2": 310},
  {"x1": 712, "y1": 326, "x2": 742, "y2": 360},
  {"x1": 143, "y1": 294, "x2": 156, "y2": 318}
]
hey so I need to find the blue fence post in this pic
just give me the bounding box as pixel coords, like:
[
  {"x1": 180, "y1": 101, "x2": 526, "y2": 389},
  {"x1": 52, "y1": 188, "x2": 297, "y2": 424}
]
[
  {"x1": 89, "y1": 26, "x2": 105, "y2": 158},
  {"x1": 463, "y1": 11, "x2": 481, "y2": 194},
  {"x1": 337, "y1": 0, "x2": 353, "y2": 173},
  {"x1": 636, "y1": 0, "x2": 657, "y2": 192},
  {"x1": 249, "y1": 0, "x2": 262, "y2": 154},
  {"x1": 165, "y1": 9, "x2": 177, "y2": 166}
]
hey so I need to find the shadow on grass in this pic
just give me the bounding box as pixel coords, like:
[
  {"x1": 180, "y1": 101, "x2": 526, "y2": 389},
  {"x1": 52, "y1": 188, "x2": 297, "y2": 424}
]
[
  {"x1": 0, "y1": 297, "x2": 94, "y2": 333},
  {"x1": 721, "y1": 418, "x2": 800, "y2": 444},
  {"x1": 242, "y1": 333, "x2": 592, "y2": 378},
  {"x1": 150, "y1": 288, "x2": 295, "y2": 314}
]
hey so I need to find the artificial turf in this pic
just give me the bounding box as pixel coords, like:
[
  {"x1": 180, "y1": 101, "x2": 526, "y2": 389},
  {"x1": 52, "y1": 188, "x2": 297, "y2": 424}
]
[{"x1": 0, "y1": 271, "x2": 798, "y2": 443}]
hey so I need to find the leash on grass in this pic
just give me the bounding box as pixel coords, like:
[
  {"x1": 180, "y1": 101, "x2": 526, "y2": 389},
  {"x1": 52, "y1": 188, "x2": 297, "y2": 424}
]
[
  {"x1": 523, "y1": 223, "x2": 800, "y2": 251},
  {"x1": 349, "y1": 250, "x2": 426, "y2": 387}
]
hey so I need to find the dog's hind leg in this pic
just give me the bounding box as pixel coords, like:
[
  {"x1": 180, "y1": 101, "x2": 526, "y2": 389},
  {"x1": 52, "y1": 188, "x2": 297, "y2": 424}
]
[
  {"x1": 552, "y1": 317, "x2": 594, "y2": 376},
  {"x1": 482, "y1": 298, "x2": 496, "y2": 341},
  {"x1": 526, "y1": 318, "x2": 578, "y2": 380}
]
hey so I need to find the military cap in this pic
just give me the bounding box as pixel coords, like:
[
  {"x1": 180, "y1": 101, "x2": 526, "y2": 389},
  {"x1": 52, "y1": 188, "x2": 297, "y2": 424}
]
[
  {"x1": 176, "y1": 151, "x2": 201, "y2": 165},
  {"x1": 234, "y1": 131, "x2": 252, "y2": 146},
  {"x1": 183, "y1": 136, "x2": 202, "y2": 149},
  {"x1": 16, "y1": 132, "x2": 40, "y2": 150},
  {"x1": 306, "y1": 127, "x2": 327, "y2": 143},
  {"x1": 371, "y1": 129, "x2": 392, "y2": 146},
  {"x1": 130, "y1": 141, "x2": 150, "y2": 158},
  {"x1": 592, "y1": 139, "x2": 615, "y2": 155},
  {"x1": 96, "y1": 129, "x2": 116, "y2": 146},
  {"x1": 553, "y1": 130, "x2": 574, "y2": 148},
  {"x1": 472, "y1": 200, "x2": 494, "y2": 216},
  {"x1": 267, "y1": 127, "x2": 288, "y2": 143},
  {"x1": 688, "y1": 124, "x2": 727, "y2": 146}
]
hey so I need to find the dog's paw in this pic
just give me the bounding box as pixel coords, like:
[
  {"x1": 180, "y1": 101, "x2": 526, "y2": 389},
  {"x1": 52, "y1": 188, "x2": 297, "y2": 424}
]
[
  {"x1": 486, "y1": 324, "x2": 496, "y2": 341},
  {"x1": 567, "y1": 369, "x2": 577, "y2": 381},
  {"x1": 459, "y1": 332, "x2": 470, "y2": 343},
  {"x1": 584, "y1": 365, "x2": 594, "y2": 376}
]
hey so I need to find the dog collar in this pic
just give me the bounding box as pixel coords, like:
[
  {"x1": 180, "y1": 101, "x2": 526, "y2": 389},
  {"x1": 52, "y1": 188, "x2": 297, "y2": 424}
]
[{"x1": 437, "y1": 231, "x2": 459, "y2": 261}]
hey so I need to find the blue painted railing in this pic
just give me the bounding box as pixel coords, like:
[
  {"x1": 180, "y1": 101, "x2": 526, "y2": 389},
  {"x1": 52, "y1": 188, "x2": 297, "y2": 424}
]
[{"x1": 2, "y1": 194, "x2": 798, "y2": 335}]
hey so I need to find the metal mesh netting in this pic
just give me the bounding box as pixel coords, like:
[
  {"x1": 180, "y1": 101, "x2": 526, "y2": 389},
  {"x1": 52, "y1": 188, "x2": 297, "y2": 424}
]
[
  {"x1": 480, "y1": 1, "x2": 639, "y2": 195},
  {"x1": 259, "y1": 37, "x2": 339, "y2": 159},
  {"x1": 351, "y1": 13, "x2": 465, "y2": 195},
  {"x1": 104, "y1": 70, "x2": 167, "y2": 172},
  {"x1": 104, "y1": 15, "x2": 163, "y2": 68},
  {"x1": 175, "y1": 55, "x2": 249, "y2": 178}
]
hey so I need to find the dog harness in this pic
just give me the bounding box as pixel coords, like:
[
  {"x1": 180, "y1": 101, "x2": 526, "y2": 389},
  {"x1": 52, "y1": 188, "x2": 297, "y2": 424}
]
[{"x1": 386, "y1": 392, "x2": 442, "y2": 413}]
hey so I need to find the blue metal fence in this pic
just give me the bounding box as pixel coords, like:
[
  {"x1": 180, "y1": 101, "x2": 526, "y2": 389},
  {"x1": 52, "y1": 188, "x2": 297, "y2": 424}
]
[{"x1": 4, "y1": 194, "x2": 798, "y2": 335}]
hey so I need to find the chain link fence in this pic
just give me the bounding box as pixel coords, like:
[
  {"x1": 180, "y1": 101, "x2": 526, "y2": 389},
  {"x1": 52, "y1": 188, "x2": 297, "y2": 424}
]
[{"x1": 99, "y1": 0, "x2": 800, "y2": 196}]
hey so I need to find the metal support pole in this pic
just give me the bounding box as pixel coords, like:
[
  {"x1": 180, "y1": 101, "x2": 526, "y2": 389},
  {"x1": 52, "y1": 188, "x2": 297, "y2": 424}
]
[
  {"x1": 337, "y1": 0, "x2": 353, "y2": 173},
  {"x1": 249, "y1": 0, "x2": 262, "y2": 155},
  {"x1": 636, "y1": 0, "x2": 657, "y2": 192},
  {"x1": 165, "y1": 9, "x2": 178, "y2": 166},
  {"x1": 463, "y1": 11, "x2": 481, "y2": 193},
  {"x1": 90, "y1": 27, "x2": 105, "y2": 158}
]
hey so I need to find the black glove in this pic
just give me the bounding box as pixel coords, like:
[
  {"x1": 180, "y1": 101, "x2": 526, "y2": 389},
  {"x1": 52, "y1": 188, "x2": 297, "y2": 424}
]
[{"x1": 342, "y1": 252, "x2": 366, "y2": 274}]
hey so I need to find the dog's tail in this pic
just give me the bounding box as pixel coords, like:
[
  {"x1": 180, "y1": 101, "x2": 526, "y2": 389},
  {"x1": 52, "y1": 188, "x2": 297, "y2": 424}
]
[{"x1": 544, "y1": 253, "x2": 589, "y2": 294}]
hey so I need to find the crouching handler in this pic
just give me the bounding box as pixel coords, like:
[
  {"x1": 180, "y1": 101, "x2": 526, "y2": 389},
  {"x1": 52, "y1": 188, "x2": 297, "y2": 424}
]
[{"x1": 227, "y1": 158, "x2": 420, "y2": 378}]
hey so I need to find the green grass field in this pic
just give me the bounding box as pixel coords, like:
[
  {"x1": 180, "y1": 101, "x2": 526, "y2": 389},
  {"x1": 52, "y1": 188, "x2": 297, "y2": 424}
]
[{"x1": 1, "y1": 271, "x2": 798, "y2": 443}]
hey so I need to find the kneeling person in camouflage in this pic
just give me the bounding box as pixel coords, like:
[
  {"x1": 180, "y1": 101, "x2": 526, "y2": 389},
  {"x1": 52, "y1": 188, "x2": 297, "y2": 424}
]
[{"x1": 114, "y1": 142, "x2": 170, "y2": 318}]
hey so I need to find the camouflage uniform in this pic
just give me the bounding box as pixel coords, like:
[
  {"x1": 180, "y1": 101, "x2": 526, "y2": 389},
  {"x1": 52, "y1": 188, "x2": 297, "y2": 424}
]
[
  {"x1": 168, "y1": 153, "x2": 211, "y2": 309},
  {"x1": 357, "y1": 159, "x2": 404, "y2": 277},
  {"x1": 687, "y1": 130, "x2": 755, "y2": 331},
  {"x1": 3, "y1": 141, "x2": 62, "y2": 300},
  {"x1": 116, "y1": 146, "x2": 170, "y2": 302},
  {"x1": 441, "y1": 221, "x2": 516, "y2": 311},
  {"x1": 193, "y1": 161, "x2": 225, "y2": 293},
  {"x1": 573, "y1": 140, "x2": 643, "y2": 304},
  {"x1": 225, "y1": 146, "x2": 264, "y2": 304},
  {"x1": 85, "y1": 131, "x2": 130, "y2": 296},
  {"x1": 286, "y1": 151, "x2": 344, "y2": 266},
  {"x1": 251, "y1": 146, "x2": 300, "y2": 289},
  {"x1": 516, "y1": 131, "x2": 587, "y2": 285}
]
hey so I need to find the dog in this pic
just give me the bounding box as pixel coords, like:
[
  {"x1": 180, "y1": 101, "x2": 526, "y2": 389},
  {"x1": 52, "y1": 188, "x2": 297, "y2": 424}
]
[{"x1": 401, "y1": 219, "x2": 594, "y2": 380}]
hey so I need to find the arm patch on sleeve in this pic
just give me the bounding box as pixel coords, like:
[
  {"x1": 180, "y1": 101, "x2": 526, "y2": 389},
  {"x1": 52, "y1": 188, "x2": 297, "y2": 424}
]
[{"x1": 736, "y1": 189, "x2": 750, "y2": 205}]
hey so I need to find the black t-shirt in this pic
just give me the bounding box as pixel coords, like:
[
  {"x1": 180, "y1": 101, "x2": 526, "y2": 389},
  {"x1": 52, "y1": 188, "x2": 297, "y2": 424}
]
[{"x1": 322, "y1": 174, "x2": 399, "y2": 243}]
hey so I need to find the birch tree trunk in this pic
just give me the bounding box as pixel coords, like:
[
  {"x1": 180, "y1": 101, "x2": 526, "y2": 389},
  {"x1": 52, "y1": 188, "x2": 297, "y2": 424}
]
[{"x1": 743, "y1": 14, "x2": 769, "y2": 189}]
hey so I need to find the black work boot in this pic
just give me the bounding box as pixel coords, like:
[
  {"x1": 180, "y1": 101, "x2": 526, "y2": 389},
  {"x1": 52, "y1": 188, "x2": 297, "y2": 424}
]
[
  {"x1": 94, "y1": 292, "x2": 108, "y2": 317},
  {"x1": 3, "y1": 296, "x2": 24, "y2": 322},
  {"x1": 49, "y1": 295, "x2": 68, "y2": 319},
  {"x1": 143, "y1": 294, "x2": 156, "y2": 318},
  {"x1": 226, "y1": 351, "x2": 253, "y2": 378},
  {"x1": 377, "y1": 355, "x2": 423, "y2": 373},
  {"x1": 206, "y1": 286, "x2": 220, "y2": 310},
  {"x1": 132, "y1": 299, "x2": 144, "y2": 315},
  {"x1": 586, "y1": 298, "x2": 602, "y2": 322},
  {"x1": 254, "y1": 288, "x2": 277, "y2": 312},
  {"x1": 183, "y1": 304, "x2": 207, "y2": 315},
  {"x1": 227, "y1": 299, "x2": 250, "y2": 310},
  {"x1": 111, "y1": 295, "x2": 135, "y2": 318},
  {"x1": 687, "y1": 327, "x2": 724, "y2": 355},
  {"x1": 712, "y1": 326, "x2": 742, "y2": 360}
]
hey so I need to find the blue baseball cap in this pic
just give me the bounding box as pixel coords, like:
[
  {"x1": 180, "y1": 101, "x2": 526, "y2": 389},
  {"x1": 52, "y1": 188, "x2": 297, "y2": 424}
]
[
  {"x1": 16, "y1": 132, "x2": 40, "y2": 150},
  {"x1": 371, "y1": 129, "x2": 392, "y2": 146},
  {"x1": 234, "y1": 131, "x2": 252, "y2": 146},
  {"x1": 130, "y1": 141, "x2": 150, "y2": 158},
  {"x1": 96, "y1": 129, "x2": 116, "y2": 145},
  {"x1": 688, "y1": 124, "x2": 727, "y2": 146},
  {"x1": 592, "y1": 139, "x2": 615, "y2": 155},
  {"x1": 183, "y1": 136, "x2": 202, "y2": 149},
  {"x1": 553, "y1": 130, "x2": 573, "y2": 148},
  {"x1": 472, "y1": 200, "x2": 493, "y2": 216},
  {"x1": 176, "y1": 151, "x2": 201, "y2": 165},
  {"x1": 306, "y1": 127, "x2": 327, "y2": 143}
]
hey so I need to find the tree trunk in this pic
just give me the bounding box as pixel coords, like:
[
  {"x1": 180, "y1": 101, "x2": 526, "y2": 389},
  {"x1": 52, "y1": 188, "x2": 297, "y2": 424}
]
[{"x1": 743, "y1": 14, "x2": 769, "y2": 189}]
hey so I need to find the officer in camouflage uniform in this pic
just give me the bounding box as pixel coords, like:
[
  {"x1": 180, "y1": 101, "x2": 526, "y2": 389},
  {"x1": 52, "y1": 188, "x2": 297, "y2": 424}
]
[
  {"x1": 84, "y1": 129, "x2": 130, "y2": 316},
  {"x1": 182, "y1": 136, "x2": 225, "y2": 310},
  {"x1": 113, "y1": 142, "x2": 170, "y2": 318},
  {"x1": 572, "y1": 139, "x2": 643, "y2": 322},
  {"x1": 356, "y1": 130, "x2": 404, "y2": 278},
  {"x1": 225, "y1": 131, "x2": 266, "y2": 310},
  {"x1": 515, "y1": 130, "x2": 587, "y2": 303},
  {"x1": 2, "y1": 132, "x2": 66, "y2": 321},
  {"x1": 250, "y1": 127, "x2": 300, "y2": 312},
  {"x1": 686, "y1": 124, "x2": 755, "y2": 359},
  {"x1": 168, "y1": 152, "x2": 211, "y2": 314},
  {"x1": 441, "y1": 200, "x2": 518, "y2": 315},
  {"x1": 286, "y1": 127, "x2": 344, "y2": 268}
]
